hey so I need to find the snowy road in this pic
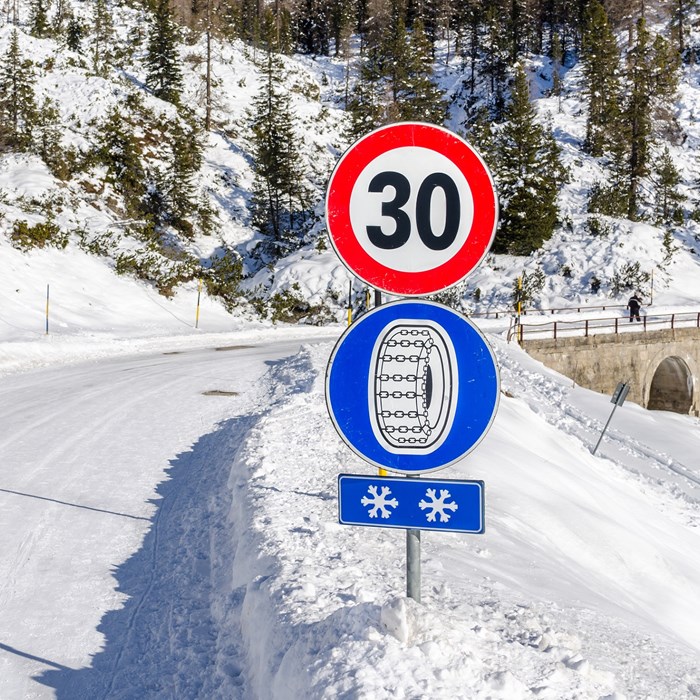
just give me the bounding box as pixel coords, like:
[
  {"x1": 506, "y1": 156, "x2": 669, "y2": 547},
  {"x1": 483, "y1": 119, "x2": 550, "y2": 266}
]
[{"x1": 0, "y1": 339, "x2": 310, "y2": 699}]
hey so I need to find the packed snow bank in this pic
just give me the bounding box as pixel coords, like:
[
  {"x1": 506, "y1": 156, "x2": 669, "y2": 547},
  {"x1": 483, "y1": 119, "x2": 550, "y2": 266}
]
[{"x1": 219, "y1": 341, "x2": 700, "y2": 699}]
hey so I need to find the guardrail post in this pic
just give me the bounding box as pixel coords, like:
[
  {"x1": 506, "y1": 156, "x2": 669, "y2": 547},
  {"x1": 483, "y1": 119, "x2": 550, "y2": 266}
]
[
  {"x1": 615, "y1": 317, "x2": 618, "y2": 334},
  {"x1": 697, "y1": 312, "x2": 700, "y2": 328},
  {"x1": 671, "y1": 314, "x2": 675, "y2": 330},
  {"x1": 553, "y1": 322, "x2": 557, "y2": 340},
  {"x1": 585, "y1": 319, "x2": 589, "y2": 337},
  {"x1": 643, "y1": 315, "x2": 647, "y2": 331}
]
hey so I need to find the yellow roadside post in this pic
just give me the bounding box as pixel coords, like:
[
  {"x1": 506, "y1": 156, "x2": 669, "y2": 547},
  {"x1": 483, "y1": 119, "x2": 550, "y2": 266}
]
[{"x1": 195, "y1": 278, "x2": 203, "y2": 329}]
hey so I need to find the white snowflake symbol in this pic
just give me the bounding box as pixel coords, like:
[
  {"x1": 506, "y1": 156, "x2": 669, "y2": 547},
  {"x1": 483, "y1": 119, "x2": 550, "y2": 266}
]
[
  {"x1": 361, "y1": 485, "x2": 399, "y2": 519},
  {"x1": 419, "y1": 488, "x2": 459, "y2": 523}
]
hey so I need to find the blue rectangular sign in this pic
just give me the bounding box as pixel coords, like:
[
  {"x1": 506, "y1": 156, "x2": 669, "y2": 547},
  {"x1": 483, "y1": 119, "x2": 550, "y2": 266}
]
[{"x1": 338, "y1": 474, "x2": 484, "y2": 534}]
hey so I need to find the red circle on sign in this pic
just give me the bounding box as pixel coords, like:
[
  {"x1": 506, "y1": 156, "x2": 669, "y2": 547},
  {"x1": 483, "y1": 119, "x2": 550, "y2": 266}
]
[{"x1": 326, "y1": 122, "x2": 498, "y2": 296}]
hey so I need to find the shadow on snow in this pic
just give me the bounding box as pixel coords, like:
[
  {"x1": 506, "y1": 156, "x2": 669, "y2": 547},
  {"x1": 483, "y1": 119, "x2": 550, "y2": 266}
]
[{"x1": 36, "y1": 415, "x2": 256, "y2": 700}]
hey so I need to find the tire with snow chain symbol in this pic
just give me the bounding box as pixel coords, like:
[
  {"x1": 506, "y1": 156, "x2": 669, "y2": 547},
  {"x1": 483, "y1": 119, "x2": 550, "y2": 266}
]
[{"x1": 370, "y1": 321, "x2": 457, "y2": 453}]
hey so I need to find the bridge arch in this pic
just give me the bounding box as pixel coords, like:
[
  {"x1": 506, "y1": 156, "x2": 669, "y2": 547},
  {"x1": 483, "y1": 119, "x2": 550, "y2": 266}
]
[
  {"x1": 521, "y1": 326, "x2": 700, "y2": 417},
  {"x1": 645, "y1": 353, "x2": 696, "y2": 414}
]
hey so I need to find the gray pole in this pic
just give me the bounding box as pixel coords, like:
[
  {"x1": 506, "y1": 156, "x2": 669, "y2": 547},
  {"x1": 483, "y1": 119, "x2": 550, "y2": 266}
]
[
  {"x1": 406, "y1": 473, "x2": 421, "y2": 603},
  {"x1": 592, "y1": 381, "x2": 629, "y2": 456},
  {"x1": 373, "y1": 287, "x2": 420, "y2": 601},
  {"x1": 406, "y1": 528, "x2": 421, "y2": 602},
  {"x1": 591, "y1": 403, "x2": 619, "y2": 456}
]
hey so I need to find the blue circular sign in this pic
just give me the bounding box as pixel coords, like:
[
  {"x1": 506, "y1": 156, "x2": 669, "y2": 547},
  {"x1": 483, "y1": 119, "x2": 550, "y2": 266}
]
[{"x1": 325, "y1": 300, "x2": 499, "y2": 474}]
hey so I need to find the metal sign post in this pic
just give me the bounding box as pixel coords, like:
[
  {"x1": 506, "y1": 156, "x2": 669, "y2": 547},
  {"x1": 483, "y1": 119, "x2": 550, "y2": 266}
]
[
  {"x1": 591, "y1": 381, "x2": 630, "y2": 455},
  {"x1": 406, "y1": 526, "x2": 421, "y2": 602},
  {"x1": 406, "y1": 474, "x2": 421, "y2": 603}
]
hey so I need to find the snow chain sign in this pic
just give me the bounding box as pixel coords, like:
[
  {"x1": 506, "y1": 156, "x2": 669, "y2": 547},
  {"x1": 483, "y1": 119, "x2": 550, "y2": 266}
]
[
  {"x1": 326, "y1": 122, "x2": 498, "y2": 297},
  {"x1": 326, "y1": 300, "x2": 499, "y2": 474},
  {"x1": 324, "y1": 122, "x2": 499, "y2": 595}
]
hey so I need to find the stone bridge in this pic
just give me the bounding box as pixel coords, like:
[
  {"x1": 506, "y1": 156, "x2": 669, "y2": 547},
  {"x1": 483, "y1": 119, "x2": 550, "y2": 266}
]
[{"x1": 521, "y1": 327, "x2": 700, "y2": 415}]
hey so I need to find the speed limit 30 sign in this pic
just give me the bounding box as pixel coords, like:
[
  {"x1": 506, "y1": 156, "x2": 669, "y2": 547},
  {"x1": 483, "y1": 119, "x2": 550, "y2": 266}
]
[{"x1": 326, "y1": 122, "x2": 498, "y2": 297}]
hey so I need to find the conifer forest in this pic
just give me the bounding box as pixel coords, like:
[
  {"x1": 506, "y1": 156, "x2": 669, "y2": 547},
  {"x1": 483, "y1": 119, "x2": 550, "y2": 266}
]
[{"x1": 0, "y1": 0, "x2": 696, "y2": 318}]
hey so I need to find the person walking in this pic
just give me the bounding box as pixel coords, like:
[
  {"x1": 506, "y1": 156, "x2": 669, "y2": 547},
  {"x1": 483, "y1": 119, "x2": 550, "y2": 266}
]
[{"x1": 627, "y1": 292, "x2": 642, "y2": 322}]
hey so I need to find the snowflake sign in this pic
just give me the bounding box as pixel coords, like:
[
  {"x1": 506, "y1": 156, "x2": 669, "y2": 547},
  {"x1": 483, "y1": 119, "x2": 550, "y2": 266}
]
[
  {"x1": 419, "y1": 488, "x2": 459, "y2": 523},
  {"x1": 361, "y1": 484, "x2": 399, "y2": 519},
  {"x1": 339, "y1": 475, "x2": 483, "y2": 533}
]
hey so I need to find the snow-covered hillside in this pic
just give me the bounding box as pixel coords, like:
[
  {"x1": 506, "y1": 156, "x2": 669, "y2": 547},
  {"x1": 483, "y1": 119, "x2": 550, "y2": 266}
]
[{"x1": 2, "y1": 3, "x2": 700, "y2": 320}]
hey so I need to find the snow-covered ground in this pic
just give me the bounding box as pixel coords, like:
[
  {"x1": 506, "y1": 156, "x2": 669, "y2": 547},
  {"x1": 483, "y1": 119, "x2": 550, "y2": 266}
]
[{"x1": 1, "y1": 239, "x2": 700, "y2": 699}]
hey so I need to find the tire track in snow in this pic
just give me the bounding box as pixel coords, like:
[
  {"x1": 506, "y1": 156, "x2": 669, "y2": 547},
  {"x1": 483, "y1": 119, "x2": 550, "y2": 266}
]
[
  {"x1": 101, "y1": 470, "x2": 171, "y2": 700},
  {"x1": 96, "y1": 353, "x2": 299, "y2": 698}
]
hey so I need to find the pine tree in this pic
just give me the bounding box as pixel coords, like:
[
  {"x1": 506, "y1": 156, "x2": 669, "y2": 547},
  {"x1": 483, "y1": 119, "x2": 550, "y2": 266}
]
[
  {"x1": 33, "y1": 98, "x2": 63, "y2": 173},
  {"x1": 395, "y1": 18, "x2": 445, "y2": 123},
  {"x1": 624, "y1": 17, "x2": 654, "y2": 219},
  {"x1": 346, "y1": 45, "x2": 385, "y2": 138},
  {"x1": 491, "y1": 64, "x2": 566, "y2": 255},
  {"x1": 453, "y1": 1, "x2": 482, "y2": 101},
  {"x1": 653, "y1": 147, "x2": 684, "y2": 224},
  {"x1": 0, "y1": 31, "x2": 37, "y2": 152},
  {"x1": 381, "y1": 0, "x2": 410, "y2": 104},
  {"x1": 91, "y1": 0, "x2": 114, "y2": 77},
  {"x1": 98, "y1": 108, "x2": 146, "y2": 217},
  {"x1": 604, "y1": 20, "x2": 682, "y2": 219},
  {"x1": 651, "y1": 33, "x2": 681, "y2": 105},
  {"x1": 250, "y1": 50, "x2": 307, "y2": 257},
  {"x1": 483, "y1": 2, "x2": 509, "y2": 118},
  {"x1": 670, "y1": 0, "x2": 693, "y2": 58},
  {"x1": 66, "y1": 15, "x2": 84, "y2": 53},
  {"x1": 295, "y1": 0, "x2": 332, "y2": 55},
  {"x1": 580, "y1": 0, "x2": 621, "y2": 157},
  {"x1": 29, "y1": 0, "x2": 50, "y2": 38},
  {"x1": 145, "y1": 0, "x2": 184, "y2": 105},
  {"x1": 167, "y1": 111, "x2": 204, "y2": 236},
  {"x1": 330, "y1": 0, "x2": 354, "y2": 58},
  {"x1": 237, "y1": 0, "x2": 262, "y2": 45},
  {"x1": 551, "y1": 30, "x2": 563, "y2": 112},
  {"x1": 52, "y1": 0, "x2": 69, "y2": 34}
]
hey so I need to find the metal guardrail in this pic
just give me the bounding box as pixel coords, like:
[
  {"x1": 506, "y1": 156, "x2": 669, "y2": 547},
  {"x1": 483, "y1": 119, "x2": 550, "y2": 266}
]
[
  {"x1": 516, "y1": 312, "x2": 700, "y2": 341},
  {"x1": 471, "y1": 303, "x2": 630, "y2": 319}
]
